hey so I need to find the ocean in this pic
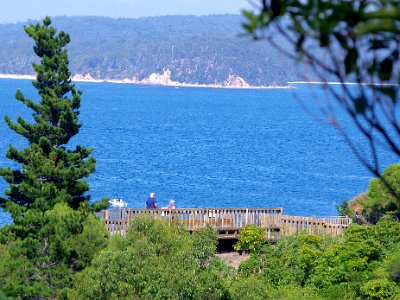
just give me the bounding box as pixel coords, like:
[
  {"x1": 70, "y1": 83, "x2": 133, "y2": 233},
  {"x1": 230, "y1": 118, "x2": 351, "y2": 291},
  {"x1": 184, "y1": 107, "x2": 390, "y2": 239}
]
[{"x1": 0, "y1": 79, "x2": 395, "y2": 227}]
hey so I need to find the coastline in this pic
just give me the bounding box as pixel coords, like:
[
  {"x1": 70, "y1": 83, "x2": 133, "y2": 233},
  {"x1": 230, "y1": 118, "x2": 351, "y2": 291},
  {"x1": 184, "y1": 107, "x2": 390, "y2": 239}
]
[
  {"x1": 0, "y1": 73, "x2": 294, "y2": 90},
  {"x1": 5, "y1": 74, "x2": 397, "y2": 89},
  {"x1": 289, "y1": 81, "x2": 400, "y2": 86}
]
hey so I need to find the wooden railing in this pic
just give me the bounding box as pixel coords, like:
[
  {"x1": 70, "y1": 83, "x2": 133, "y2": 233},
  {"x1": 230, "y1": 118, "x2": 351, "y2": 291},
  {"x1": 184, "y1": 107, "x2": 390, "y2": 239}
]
[
  {"x1": 280, "y1": 215, "x2": 351, "y2": 236},
  {"x1": 98, "y1": 208, "x2": 352, "y2": 238}
]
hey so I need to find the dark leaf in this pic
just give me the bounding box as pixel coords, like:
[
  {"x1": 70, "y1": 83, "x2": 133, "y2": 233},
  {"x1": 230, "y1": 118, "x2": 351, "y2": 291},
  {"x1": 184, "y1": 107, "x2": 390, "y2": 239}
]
[
  {"x1": 345, "y1": 48, "x2": 358, "y2": 74},
  {"x1": 379, "y1": 58, "x2": 393, "y2": 81},
  {"x1": 271, "y1": 0, "x2": 281, "y2": 17}
]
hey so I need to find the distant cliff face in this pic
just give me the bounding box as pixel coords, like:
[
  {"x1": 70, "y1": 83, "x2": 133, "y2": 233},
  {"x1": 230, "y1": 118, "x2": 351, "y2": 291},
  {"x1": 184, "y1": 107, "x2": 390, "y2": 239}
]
[{"x1": 0, "y1": 15, "x2": 315, "y2": 86}]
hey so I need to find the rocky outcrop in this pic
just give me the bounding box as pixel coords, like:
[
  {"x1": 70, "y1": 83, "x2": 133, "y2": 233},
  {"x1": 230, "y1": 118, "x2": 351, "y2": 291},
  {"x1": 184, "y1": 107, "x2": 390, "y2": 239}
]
[
  {"x1": 140, "y1": 69, "x2": 180, "y2": 85},
  {"x1": 72, "y1": 73, "x2": 98, "y2": 81},
  {"x1": 223, "y1": 75, "x2": 250, "y2": 88}
]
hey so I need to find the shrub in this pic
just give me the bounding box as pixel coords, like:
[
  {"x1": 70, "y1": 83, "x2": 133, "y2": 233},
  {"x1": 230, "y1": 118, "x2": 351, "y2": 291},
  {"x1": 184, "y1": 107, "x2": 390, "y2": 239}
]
[
  {"x1": 229, "y1": 275, "x2": 271, "y2": 300},
  {"x1": 365, "y1": 164, "x2": 400, "y2": 224},
  {"x1": 234, "y1": 224, "x2": 266, "y2": 253},
  {"x1": 361, "y1": 278, "x2": 399, "y2": 300}
]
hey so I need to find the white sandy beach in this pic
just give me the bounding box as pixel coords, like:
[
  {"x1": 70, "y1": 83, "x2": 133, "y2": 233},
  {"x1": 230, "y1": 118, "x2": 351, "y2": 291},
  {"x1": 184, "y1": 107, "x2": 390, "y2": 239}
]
[
  {"x1": 0, "y1": 72, "x2": 294, "y2": 89},
  {"x1": 0, "y1": 74, "x2": 36, "y2": 80}
]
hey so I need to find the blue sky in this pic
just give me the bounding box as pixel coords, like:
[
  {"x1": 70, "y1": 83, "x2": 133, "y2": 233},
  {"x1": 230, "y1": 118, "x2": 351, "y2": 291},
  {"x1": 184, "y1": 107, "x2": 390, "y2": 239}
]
[{"x1": 0, "y1": 0, "x2": 252, "y2": 23}]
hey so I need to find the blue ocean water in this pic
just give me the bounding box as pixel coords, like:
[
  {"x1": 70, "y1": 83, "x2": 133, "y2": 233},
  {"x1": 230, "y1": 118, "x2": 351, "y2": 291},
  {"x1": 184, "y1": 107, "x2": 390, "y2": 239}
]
[{"x1": 0, "y1": 79, "x2": 395, "y2": 226}]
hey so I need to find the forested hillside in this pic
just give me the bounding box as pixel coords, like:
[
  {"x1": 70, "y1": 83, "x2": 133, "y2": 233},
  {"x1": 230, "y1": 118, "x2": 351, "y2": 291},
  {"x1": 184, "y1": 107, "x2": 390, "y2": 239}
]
[{"x1": 0, "y1": 15, "x2": 312, "y2": 86}]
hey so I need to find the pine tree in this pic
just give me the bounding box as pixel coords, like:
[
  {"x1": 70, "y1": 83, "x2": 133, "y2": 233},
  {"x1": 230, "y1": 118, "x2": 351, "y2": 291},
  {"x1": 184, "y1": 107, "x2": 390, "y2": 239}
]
[
  {"x1": 0, "y1": 17, "x2": 97, "y2": 223},
  {"x1": 0, "y1": 18, "x2": 109, "y2": 299}
]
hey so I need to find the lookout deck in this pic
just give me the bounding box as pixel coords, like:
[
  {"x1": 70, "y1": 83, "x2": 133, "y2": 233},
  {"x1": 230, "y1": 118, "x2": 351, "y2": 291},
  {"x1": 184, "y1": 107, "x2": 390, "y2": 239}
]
[{"x1": 98, "y1": 208, "x2": 352, "y2": 239}]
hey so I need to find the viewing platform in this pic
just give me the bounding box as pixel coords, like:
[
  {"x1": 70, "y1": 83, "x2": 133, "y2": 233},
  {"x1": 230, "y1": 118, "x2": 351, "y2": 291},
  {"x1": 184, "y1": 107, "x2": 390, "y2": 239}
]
[{"x1": 98, "y1": 208, "x2": 353, "y2": 239}]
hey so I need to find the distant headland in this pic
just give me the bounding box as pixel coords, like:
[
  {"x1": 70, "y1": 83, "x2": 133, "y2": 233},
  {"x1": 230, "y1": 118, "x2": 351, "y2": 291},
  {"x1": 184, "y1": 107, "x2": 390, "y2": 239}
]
[{"x1": 0, "y1": 15, "x2": 316, "y2": 87}]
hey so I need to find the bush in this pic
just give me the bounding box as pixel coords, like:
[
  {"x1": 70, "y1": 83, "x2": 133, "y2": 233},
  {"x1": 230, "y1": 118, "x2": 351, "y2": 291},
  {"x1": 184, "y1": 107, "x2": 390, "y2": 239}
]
[
  {"x1": 388, "y1": 258, "x2": 400, "y2": 284},
  {"x1": 229, "y1": 275, "x2": 271, "y2": 300},
  {"x1": 192, "y1": 225, "x2": 218, "y2": 268},
  {"x1": 361, "y1": 278, "x2": 399, "y2": 300},
  {"x1": 268, "y1": 285, "x2": 324, "y2": 300},
  {"x1": 365, "y1": 164, "x2": 400, "y2": 224},
  {"x1": 234, "y1": 224, "x2": 266, "y2": 253}
]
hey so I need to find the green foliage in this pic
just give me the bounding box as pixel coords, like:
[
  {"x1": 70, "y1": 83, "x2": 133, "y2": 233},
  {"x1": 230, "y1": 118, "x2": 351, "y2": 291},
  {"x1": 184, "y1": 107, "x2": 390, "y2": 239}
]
[
  {"x1": 234, "y1": 224, "x2": 266, "y2": 253},
  {"x1": 229, "y1": 275, "x2": 271, "y2": 300},
  {"x1": 237, "y1": 256, "x2": 262, "y2": 277},
  {"x1": 72, "y1": 216, "x2": 230, "y2": 299},
  {"x1": 8, "y1": 213, "x2": 393, "y2": 300},
  {"x1": 0, "y1": 291, "x2": 11, "y2": 300},
  {"x1": 365, "y1": 164, "x2": 400, "y2": 224},
  {"x1": 235, "y1": 216, "x2": 400, "y2": 299},
  {"x1": 309, "y1": 216, "x2": 400, "y2": 299},
  {"x1": 239, "y1": 234, "x2": 332, "y2": 287},
  {"x1": 85, "y1": 197, "x2": 110, "y2": 213},
  {"x1": 336, "y1": 199, "x2": 355, "y2": 219},
  {"x1": 192, "y1": 225, "x2": 218, "y2": 269},
  {"x1": 267, "y1": 285, "x2": 324, "y2": 300},
  {"x1": 0, "y1": 204, "x2": 108, "y2": 299},
  {"x1": 310, "y1": 226, "x2": 381, "y2": 298},
  {"x1": 361, "y1": 278, "x2": 399, "y2": 300},
  {"x1": 373, "y1": 215, "x2": 400, "y2": 249},
  {"x1": 386, "y1": 246, "x2": 400, "y2": 283},
  {"x1": 229, "y1": 277, "x2": 324, "y2": 300}
]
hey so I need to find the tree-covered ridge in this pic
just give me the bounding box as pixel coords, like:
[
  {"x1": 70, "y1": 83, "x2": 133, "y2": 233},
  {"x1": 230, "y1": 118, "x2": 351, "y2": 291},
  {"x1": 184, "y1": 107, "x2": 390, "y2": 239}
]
[{"x1": 0, "y1": 15, "x2": 308, "y2": 86}]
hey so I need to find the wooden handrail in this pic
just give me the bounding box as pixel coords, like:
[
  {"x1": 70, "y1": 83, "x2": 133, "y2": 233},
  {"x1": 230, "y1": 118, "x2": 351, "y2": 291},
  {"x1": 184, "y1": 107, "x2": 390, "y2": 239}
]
[
  {"x1": 101, "y1": 207, "x2": 283, "y2": 215},
  {"x1": 98, "y1": 207, "x2": 352, "y2": 237}
]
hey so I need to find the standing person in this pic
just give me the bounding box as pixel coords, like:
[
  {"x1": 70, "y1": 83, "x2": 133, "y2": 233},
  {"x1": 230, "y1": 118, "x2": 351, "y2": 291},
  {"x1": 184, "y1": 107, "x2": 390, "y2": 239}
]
[{"x1": 146, "y1": 192, "x2": 158, "y2": 209}]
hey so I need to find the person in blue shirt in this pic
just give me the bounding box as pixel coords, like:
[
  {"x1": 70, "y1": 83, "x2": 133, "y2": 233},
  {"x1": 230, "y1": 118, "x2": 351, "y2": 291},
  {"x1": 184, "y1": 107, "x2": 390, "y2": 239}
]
[{"x1": 146, "y1": 192, "x2": 158, "y2": 209}]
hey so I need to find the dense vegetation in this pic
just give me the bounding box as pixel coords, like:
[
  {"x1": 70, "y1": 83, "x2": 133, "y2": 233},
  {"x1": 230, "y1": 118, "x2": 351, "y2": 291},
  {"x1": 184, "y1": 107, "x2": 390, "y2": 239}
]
[
  {"x1": 17, "y1": 214, "x2": 398, "y2": 299},
  {"x1": 70, "y1": 217, "x2": 227, "y2": 299},
  {"x1": 5, "y1": 209, "x2": 396, "y2": 299},
  {"x1": 239, "y1": 216, "x2": 400, "y2": 300},
  {"x1": 0, "y1": 15, "x2": 312, "y2": 86}
]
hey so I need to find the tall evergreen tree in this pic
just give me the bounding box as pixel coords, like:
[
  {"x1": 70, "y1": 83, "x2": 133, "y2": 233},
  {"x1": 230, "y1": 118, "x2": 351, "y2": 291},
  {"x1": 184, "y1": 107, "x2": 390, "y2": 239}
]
[
  {"x1": 0, "y1": 18, "x2": 109, "y2": 299},
  {"x1": 0, "y1": 17, "x2": 96, "y2": 222}
]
